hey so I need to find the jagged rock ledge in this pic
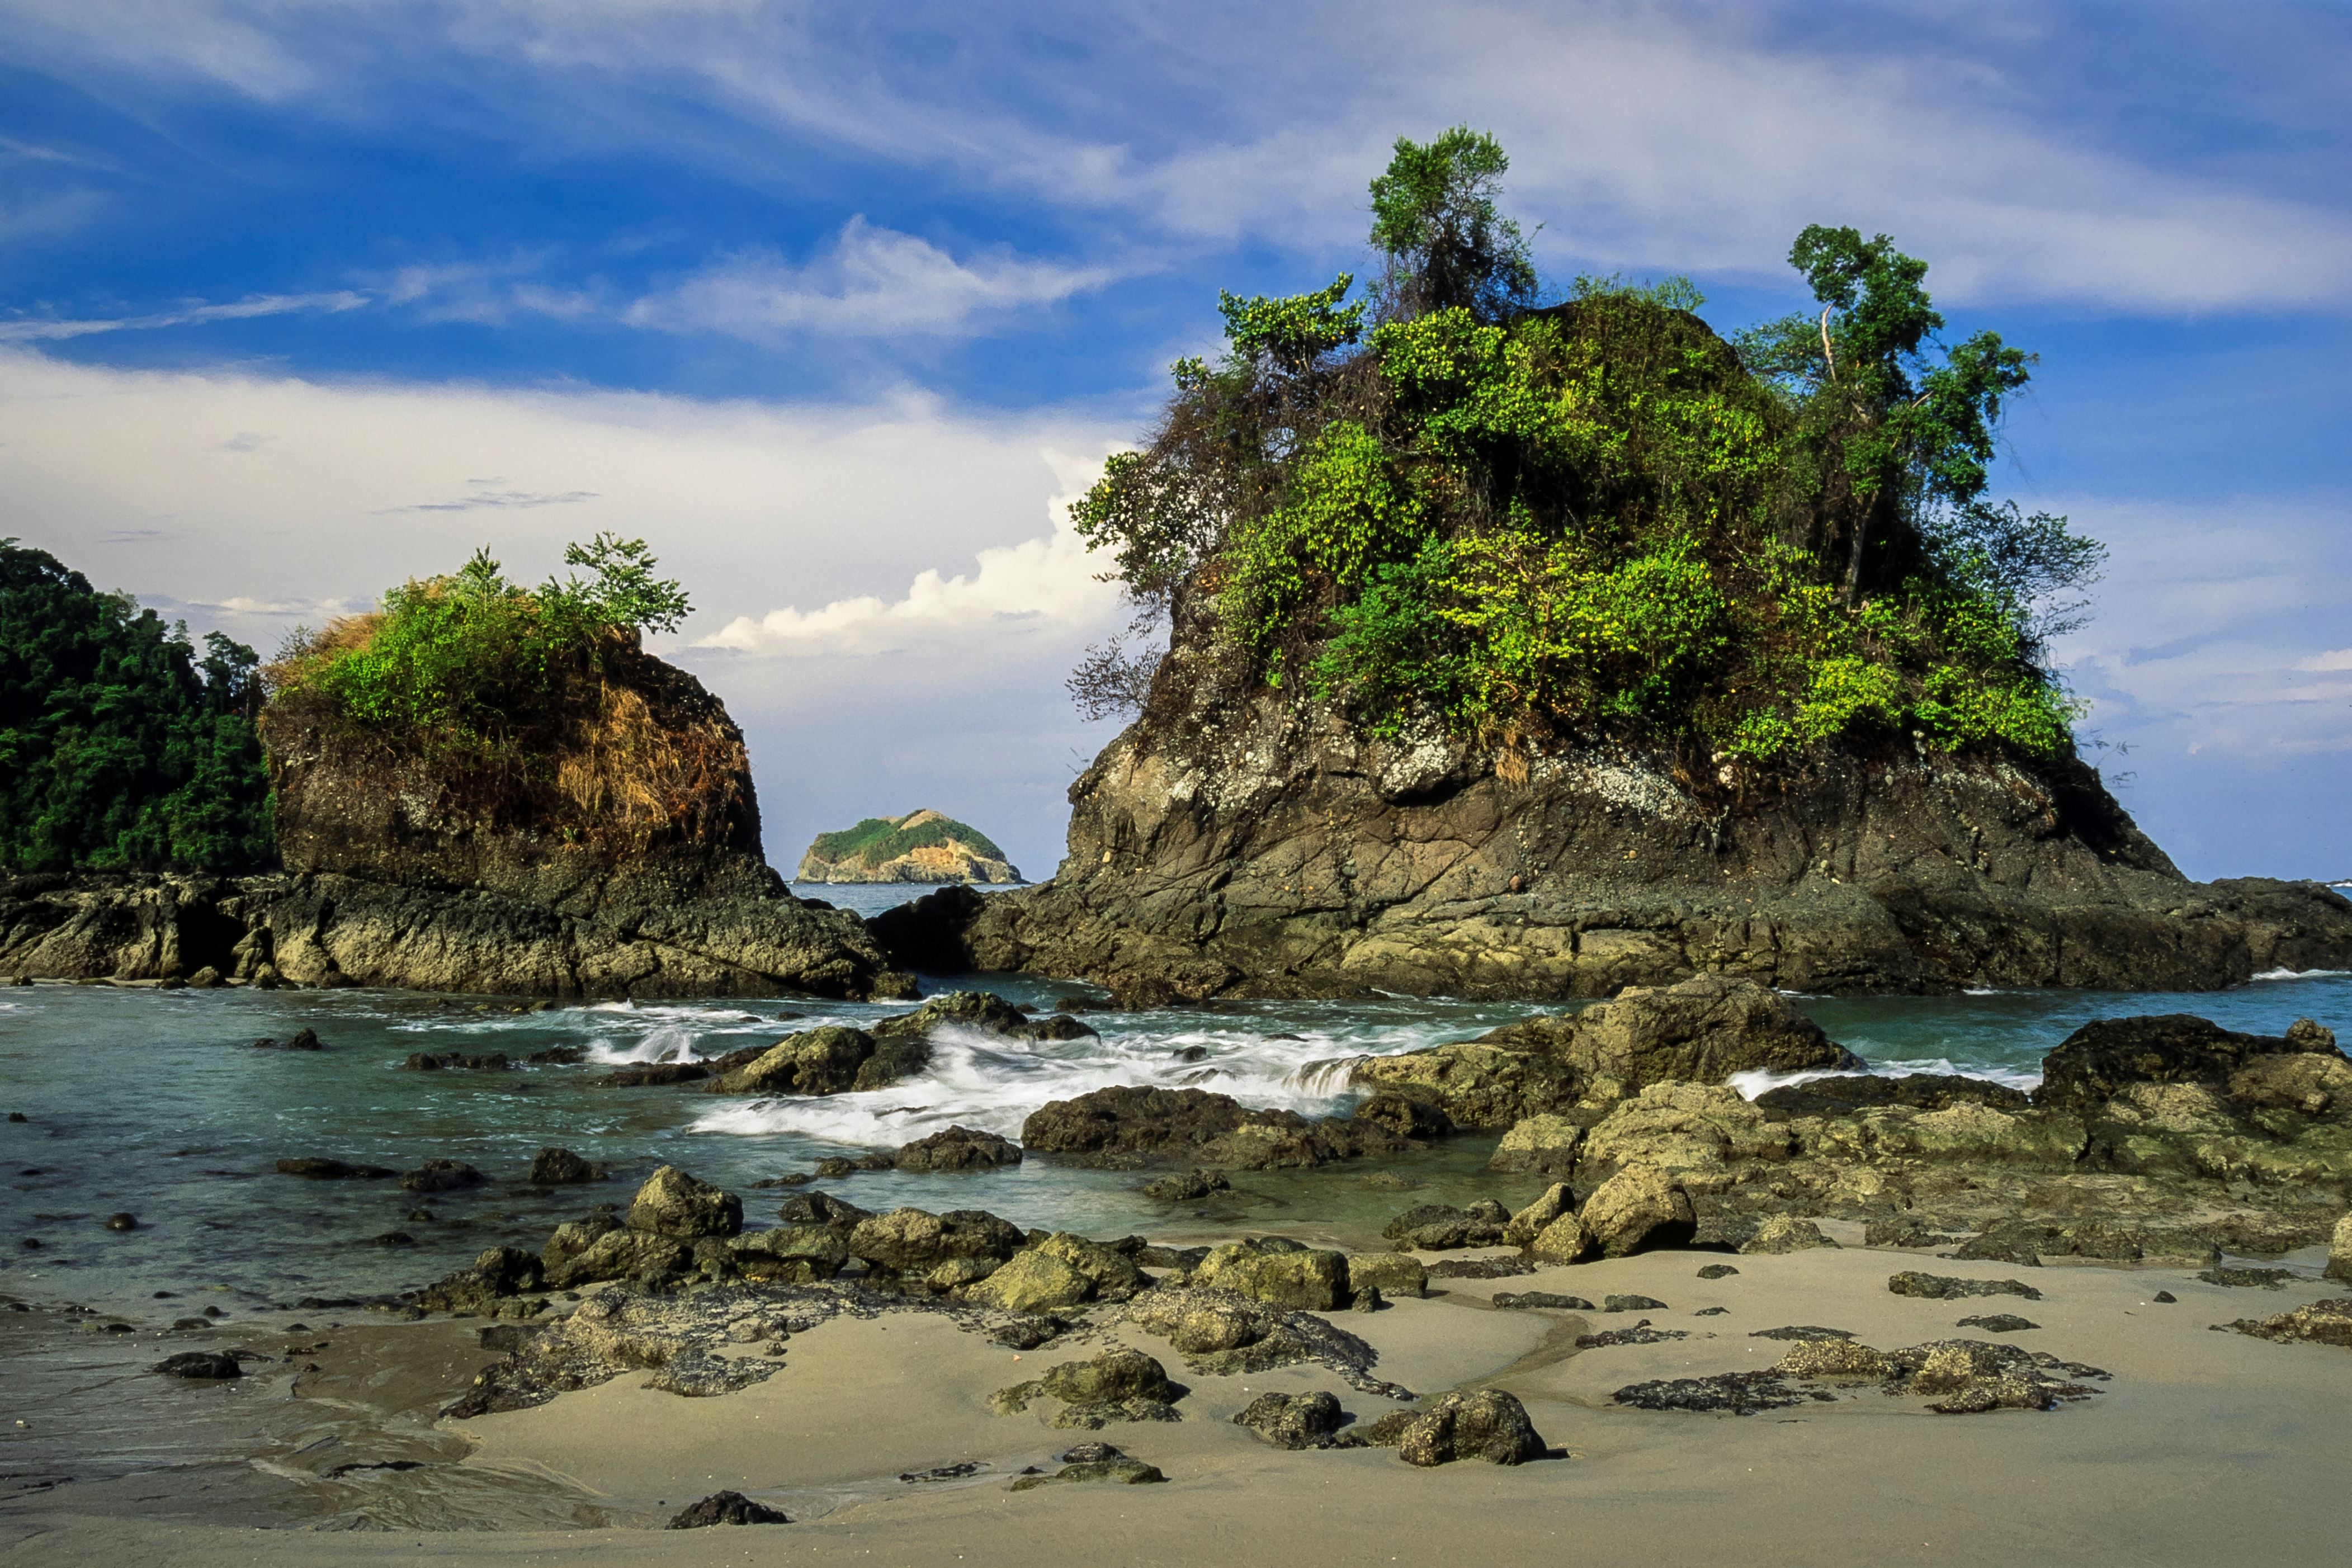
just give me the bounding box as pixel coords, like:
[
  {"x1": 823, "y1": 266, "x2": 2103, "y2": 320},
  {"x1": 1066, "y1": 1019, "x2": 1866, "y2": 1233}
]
[
  {"x1": 872, "y1": 699, "x2": 2352, "y2": 1001},
  {"x1": 0, "y1": 870, "x2": 911, "y2": 999}
]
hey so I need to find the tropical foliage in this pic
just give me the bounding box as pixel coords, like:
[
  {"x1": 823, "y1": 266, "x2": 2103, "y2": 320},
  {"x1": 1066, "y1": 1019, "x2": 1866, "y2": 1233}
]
[
  {"x1": 1069, "y1": 129, "x2": 2102, "y2": 768},
  {"x1": 0, "y1": 539, "x2": 273, "y2": 871}
]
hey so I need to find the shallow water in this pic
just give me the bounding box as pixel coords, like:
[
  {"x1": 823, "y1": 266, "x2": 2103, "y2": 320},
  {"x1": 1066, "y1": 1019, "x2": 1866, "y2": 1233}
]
[{"x1": 2, "y1": 944, "x2": 2345, "y2": 1319}]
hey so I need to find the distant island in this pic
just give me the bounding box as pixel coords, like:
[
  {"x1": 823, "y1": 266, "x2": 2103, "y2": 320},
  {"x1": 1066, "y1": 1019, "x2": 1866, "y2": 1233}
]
[{"x1": 797, "y1": 810, "x2": 1023, "y2": 885}]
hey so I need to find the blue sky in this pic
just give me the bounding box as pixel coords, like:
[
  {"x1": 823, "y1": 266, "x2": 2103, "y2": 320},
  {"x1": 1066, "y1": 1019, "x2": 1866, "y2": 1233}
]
[{"x1": 3, "y1": 1, "x2": 2348, "y2": 881}]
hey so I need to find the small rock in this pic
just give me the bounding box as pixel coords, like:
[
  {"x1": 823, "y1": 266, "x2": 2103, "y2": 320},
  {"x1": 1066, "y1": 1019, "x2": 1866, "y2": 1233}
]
[
  {"x1": 1142, "y1": 1169, "x2": 1230, "y2": 1202},
  {"x1": 276, "y1": 1157, "x2": 396, "y2": 1179},
  {"x1": 102, "y1": 1212, "x2": 136, "y2": 1231},
  {"x1": 399, "y1": 1160, "x2": 487, "y2": 1193},
  {"x1": 1696, "y1": 1263, "x2": 1740, "y2": 1279},
  {"x1": 287, "y1": 1028, "x2": 323, "y2": 1051},
  {"x1": 1604, "y1": 1294, "x2": 1667, "y2": 1313},
  {"x1": 1233, "y1": 1390, "x2": 1345, "y2": 1449},
  {"x1": 1350, "y1": 1285, "x2": 1385, "y2": 1313},
  {"x1": 2152, "y1": 1290, "x2": 2178, "y2": 1303},
  {"x1": 528, "y1": 1148, "x2": 603, "y2": 1186},
  {"x1": 1887, "y1": 1271, "x2": 2042, "y2": 1302},
  {"x1": 1740, "y1": 1216, "x2": 1835, "y2": 1255},
  {"x1": 1955, "y1": 1314, "x2": 2038, "y2": 1333},
  {"x1": 154, "y1": 1352, "x2": 242, "y2": 1380},
  {"x1": 665, "y1": 1491, "x2": 790, "y2": 1528},
  {"x1": 1491, "y1": 1292, "x2": 1594, "y2": 1311}
]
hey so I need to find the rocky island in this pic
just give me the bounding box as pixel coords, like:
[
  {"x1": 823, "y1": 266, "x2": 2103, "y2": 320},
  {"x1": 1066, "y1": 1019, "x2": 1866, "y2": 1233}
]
[
  {"x1": 796, "y1": 809, "x2": 1023, "y2": 885},
  {"x1": 0, "y1": 538, "x2": 910, "y2": 999},
  {"x1": 875, "y1": 180, "x2": 2352, "y2": 1000}
]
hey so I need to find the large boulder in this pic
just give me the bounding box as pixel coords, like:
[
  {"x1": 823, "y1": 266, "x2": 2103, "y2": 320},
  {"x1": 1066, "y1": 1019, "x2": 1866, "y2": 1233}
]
[
  {"x1": 1191, "y1": 1239, "x2": 1351, "y2": 1310},
  {"x1": 965, "y1": 1232, "x2": 1146, "y2": 1312},
  {"x1": 627, "y1": 1166, "x2": 743, "y2": 1240},
  {"x1": 729, "y1": 1224, "x2": 850, "y2": 1282},
  {"x1": 1019, "y1": 1085, "x2": 1409, "y2": 1169},
  {"x1": 846, "y1": 1207, "x2": 1024, "y2": 1287},
  {"x1": 2034, "y1": 1016, "x2": 2342, "y2": 1113},
  {"x1": 1577, "y1": 1082, "x2": 1793, "y2": 1180},
  {"x1": 1578, "y1": 1165, "x2": 1697, "y2": 1257},
  {"x1": 1397, "y1": 1390, "x2": 1546, "y2": 1466},
  {"x1": 2327, "y1": 1213, "x2": 2352, "y2": 1284},
  {"x1": 1355, "y1": 976, "x2": 1860, "y2": 1128},
  {"x1": 895, "y1": 1126, "x2": 1023, "y2": 1172},
  {"x1": 712, "y1": 1026, "x2": 880, "y2": 1095},
  {"x1": 1489, "y1": 1115, "x2": 1584, "y2": 1175},
  {"x1": 866, "y1": 681, "x2": 2352, "y2": 1000}
]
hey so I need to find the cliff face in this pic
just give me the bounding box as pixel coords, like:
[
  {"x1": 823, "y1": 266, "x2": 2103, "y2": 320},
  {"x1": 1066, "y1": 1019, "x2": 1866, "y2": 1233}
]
[
  {"x1": 0, "y1": 644, "x2": 911, "y2": 999},
  {"x1": 260, "y1": 639, "x2": 776, "y2": 913},
  {"x1": 875, "y1": 684, "x2": 2352, "y2": 1000},
  {"x1": 796, "y1": 810, "x2": 1023, "y2": 885}
]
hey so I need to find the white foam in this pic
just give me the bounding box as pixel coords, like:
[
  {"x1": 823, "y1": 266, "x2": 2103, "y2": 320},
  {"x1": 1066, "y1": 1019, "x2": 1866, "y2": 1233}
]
[
  {"x1": 2250, "y1": 968, "x2": 2350, "y2": 983},
  {"x1": 692, "y1": 1017, "x2": 1457, "y2": 1149},
  {"x1": 1727, "y1": 1058, "x2": 2040, "y2": 1102}
]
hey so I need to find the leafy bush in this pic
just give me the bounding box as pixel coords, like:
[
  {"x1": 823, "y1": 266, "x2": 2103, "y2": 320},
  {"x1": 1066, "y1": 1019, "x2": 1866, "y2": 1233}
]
[
  {"x1": 0, "y1": 539, "x2": 273, "y2": 871},
  {"x1": 271, "y1": 534, "x2": 689, "y2": 752},
  {"x1": 1069, "y1": 130, "x2": 2103, "y2": 768}
]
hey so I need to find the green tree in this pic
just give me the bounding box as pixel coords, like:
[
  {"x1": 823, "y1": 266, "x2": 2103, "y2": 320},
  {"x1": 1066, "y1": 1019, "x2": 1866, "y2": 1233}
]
[
  {"x1": 1738, "y1": 226, "x2": 2038, "y2": 604},
  {"x1": 1368, "y1": 126, "x2": 1541, "y2": 322},
  {"x1": 0, "y1": 539, "x2": 273, "y2": 871}
]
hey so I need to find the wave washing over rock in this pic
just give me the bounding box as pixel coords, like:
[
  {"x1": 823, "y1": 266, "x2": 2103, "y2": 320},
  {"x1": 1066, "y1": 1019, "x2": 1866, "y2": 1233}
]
[
  {"x1": 873, "y1": 692, "x2": 2352, "y2": 1002},
  {"x1": 0, "y1": 642, "x2": 910, "y2": 1000}
]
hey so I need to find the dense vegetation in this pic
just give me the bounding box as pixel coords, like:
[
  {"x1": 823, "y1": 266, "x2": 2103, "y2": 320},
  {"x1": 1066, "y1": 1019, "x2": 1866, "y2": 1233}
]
[
  {"x1": 0, "y1": 539, "x2": 274, "y2": 872},
  {"x1": 807, "y1": 811, "x2": 1008, "y2": 870},
  {"x1": 1070, "y1": 129, "x2": 2103, "y2": 771},
  {"x1": 267, "y1": 536, "x2": 708, "y2": 842}
]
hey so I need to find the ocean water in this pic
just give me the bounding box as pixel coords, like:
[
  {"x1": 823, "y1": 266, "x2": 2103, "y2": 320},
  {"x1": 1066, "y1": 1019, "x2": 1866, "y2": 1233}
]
[{"x1": 0, "y1": 887, "x2": 2345, "y2": 1321}]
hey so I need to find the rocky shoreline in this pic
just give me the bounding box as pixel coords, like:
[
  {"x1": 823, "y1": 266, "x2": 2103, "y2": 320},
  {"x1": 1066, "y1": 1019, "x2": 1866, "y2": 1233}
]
[{"x1": 0, "y1": 869, "x2": 913, "y2": 999}]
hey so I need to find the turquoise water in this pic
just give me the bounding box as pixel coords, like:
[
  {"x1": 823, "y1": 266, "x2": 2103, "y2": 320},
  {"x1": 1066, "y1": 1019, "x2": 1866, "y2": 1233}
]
[{"x1": 2, "y1": 891, "x2": 2345, "y2": 1319}]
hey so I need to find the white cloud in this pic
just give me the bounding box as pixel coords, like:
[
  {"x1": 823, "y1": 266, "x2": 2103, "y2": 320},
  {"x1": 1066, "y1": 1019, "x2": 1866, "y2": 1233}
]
[
  {"x1": 0, "y1": 344, "x2": 1132, "y2": 865},
  {"x1": 622, "y1": 218, "x2": 1117, "y2": 341},
  {"x1": 11, "y1": 3, "x2": 2348, "y2": 313},
  {"x1": 698, "y1": 450, "x2": 1120, "y2": 654},
  {"x1": 0, "y1": 290, "x2": 369, "y2": 342},
  {"x1": 2047, "y1": 493, "x2": 2352, "y2": 762}
]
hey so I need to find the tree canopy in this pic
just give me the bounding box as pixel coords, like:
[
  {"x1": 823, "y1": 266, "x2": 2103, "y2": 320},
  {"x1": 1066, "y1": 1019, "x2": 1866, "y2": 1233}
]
[
  {"x1": 0, "y1": 539, "x2": 274, "y2": 872},
  {"x1": 1068, "y1": 130, "x2": 2103, "y2": 772}
]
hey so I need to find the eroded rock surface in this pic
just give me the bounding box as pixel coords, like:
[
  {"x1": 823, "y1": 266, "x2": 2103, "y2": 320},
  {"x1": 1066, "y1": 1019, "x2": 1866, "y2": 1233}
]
[{"x1": 867, "y1": 698, "x2": 2352, "y2": 1000}]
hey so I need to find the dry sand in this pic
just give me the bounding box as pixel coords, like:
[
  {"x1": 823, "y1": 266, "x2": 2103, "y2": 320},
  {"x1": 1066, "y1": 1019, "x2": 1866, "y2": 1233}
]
[{"x1": 4, "y1": 1241, "x2": 2346, "y2": 1566}]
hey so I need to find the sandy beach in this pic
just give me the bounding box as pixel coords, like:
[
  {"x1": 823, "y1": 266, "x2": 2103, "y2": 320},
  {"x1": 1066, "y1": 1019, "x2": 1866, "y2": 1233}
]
[{"x1": 7, "y1": 1231, "x2": 2346, "y2": 1567}]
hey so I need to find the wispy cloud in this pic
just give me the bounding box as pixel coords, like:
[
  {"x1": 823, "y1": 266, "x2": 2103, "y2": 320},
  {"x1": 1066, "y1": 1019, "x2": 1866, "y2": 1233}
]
[
  {"x1": 0, "y1": 290, "x2": 369, "y2": 342},
  {"x1": 380, "y1": 483, "x2": 600, "y2": 513},
  {"x1": 622, "y1": 218, "x2": 1116, "y2": 341}
]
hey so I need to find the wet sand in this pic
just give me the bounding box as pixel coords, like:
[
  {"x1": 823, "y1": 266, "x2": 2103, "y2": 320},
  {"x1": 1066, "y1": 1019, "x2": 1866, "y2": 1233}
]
[{"x1": 5, "y1": 1240, "x2": 2346, "y2": 1566}]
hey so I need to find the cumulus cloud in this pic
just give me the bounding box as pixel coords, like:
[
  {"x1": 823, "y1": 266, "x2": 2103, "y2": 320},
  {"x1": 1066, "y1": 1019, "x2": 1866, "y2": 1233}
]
[
  {"x1": 0, "y1": 344, "x2": 1130, "y2": 866},
  {"x1": 697, "y1": 450, "x2": 1120, "y2": 653}
]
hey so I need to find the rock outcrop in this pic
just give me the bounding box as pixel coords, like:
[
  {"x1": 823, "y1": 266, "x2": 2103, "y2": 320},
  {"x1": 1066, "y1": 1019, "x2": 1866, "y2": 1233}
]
[
  {"x1": 871, "y1": 693, "x2": 2352, "y2": 999},
  {"x1": 0, "y1": 644, "x2": 913, "y2": 998},
  {"x1": 1351, "y1": 974, "x2": 1861, "y2": 1129},
  {"x1": 1482, "y1": 1012, "x2": 2352, "y2": 1260},
  {"x1": 796, "y1": 809, "x2": 1022, "y2": 885}
]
